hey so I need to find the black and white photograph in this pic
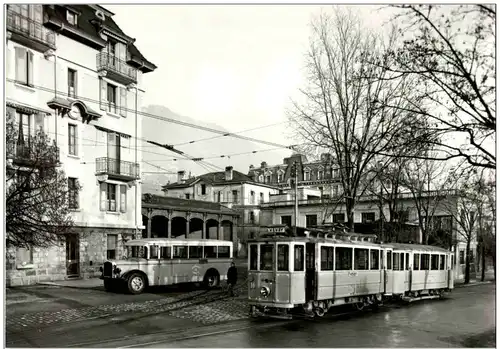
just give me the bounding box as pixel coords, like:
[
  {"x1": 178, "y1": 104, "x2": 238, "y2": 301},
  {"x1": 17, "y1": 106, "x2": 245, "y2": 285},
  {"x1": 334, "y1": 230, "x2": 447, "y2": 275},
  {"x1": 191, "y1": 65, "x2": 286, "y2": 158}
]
[{"x1": 4, "y1": 2, "x2": 496, "y2": 348}]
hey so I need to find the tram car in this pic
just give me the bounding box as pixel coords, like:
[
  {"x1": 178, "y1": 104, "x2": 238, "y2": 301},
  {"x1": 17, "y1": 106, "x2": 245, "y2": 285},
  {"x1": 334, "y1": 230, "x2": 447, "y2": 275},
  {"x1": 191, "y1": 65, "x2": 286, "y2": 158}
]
[{"x1": 247, "y1": 225, "x2": 454, "y2": 319}]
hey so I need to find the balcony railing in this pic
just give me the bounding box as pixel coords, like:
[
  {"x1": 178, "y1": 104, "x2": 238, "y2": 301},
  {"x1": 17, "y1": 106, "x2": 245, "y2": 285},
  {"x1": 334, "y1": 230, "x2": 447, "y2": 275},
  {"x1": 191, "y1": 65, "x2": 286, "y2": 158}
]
[
  {"x1": 96, "y1": 157, "x2": 139, "y2": 180},
  {"x1": 7, "y1": 10, "x2": 56, "y2": 50},
  {"x1": 7, "y1": 136, "x2": 60, "y2": 166},
  {"x1": 97, "y1": 53, "x2": 137, "y2": 84}
]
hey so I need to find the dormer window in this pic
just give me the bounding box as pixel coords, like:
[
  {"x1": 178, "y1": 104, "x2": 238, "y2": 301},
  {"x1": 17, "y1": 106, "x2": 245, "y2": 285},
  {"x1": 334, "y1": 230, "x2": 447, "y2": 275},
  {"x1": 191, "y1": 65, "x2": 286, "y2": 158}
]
[{"x1": 66, "y1": 10, "x2": 78, "y2": 25}]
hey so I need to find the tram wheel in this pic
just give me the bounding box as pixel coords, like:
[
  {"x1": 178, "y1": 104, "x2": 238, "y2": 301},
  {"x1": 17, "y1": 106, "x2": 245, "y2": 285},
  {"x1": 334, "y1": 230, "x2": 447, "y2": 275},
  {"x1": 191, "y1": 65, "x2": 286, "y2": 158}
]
[{"x1": 203, "y1": 269, "x2": 220, "y2": 289}]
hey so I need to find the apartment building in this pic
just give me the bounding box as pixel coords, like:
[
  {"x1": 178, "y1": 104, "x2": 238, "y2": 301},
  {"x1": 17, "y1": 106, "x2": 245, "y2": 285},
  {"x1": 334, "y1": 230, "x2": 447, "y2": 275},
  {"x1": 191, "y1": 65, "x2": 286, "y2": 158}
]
[
  {"x1": 162, "y1": 166, "x2": 280, "y2": 254},
  {"x1": 5, "y1": 4, "x2": 156, "y2": 286}
]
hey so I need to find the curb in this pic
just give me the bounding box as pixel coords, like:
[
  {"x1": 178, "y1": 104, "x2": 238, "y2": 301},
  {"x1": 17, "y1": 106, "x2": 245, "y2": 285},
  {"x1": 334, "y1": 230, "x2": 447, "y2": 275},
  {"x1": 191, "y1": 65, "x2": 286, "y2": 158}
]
[
  {"x1": 454, "y1": 280, "x2": 494, "y2": 288},
  {"x1": 36, "y1": 281, "x2": 103, "y2": 291}
]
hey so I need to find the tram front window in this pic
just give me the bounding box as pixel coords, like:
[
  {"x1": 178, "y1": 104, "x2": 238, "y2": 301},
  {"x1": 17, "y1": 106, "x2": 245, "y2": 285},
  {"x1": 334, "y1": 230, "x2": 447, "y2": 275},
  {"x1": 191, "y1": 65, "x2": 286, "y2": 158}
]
[{"x1": 260, "y1": 244, "x2": 274, "y2": 271}]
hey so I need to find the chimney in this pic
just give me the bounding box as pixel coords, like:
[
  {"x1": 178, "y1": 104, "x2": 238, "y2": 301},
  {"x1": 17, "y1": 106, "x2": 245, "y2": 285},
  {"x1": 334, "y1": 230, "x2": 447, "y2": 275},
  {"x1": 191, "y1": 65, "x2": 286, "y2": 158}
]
[
  {"x1": 261, "y1": 161, "x2": 267, "y2": 168},
  {"x1": 249, "y1": 164, "x2": 254, "y2": 170},
  {"x1": 225, "y1": 166, "x2": 233, "y2": 181},
  {"x1": 177, "y1": 170, "x2": 185, "y2": 183}
]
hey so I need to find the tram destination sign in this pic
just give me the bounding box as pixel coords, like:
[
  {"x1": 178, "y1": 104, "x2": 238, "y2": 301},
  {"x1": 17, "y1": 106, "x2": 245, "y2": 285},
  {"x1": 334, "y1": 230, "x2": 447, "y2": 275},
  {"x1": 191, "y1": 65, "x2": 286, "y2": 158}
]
[{"x1": 267, "y1": 227, "x2": 286, "y2": 233}]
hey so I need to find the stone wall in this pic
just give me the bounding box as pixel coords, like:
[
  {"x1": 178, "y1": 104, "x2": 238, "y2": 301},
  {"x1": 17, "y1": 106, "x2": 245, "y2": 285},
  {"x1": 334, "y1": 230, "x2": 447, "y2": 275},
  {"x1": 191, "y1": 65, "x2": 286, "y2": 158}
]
[{"x1": 6, "y1": 227, "x2": 137, "y2": 286}]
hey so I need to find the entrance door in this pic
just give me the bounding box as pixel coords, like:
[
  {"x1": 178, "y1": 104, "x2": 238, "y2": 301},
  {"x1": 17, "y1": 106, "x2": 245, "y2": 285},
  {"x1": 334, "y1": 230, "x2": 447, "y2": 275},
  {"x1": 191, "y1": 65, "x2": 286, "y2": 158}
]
[
  {"x1": 305, "y1": 243, "x2": 316, "y2": 301},
  {"x1": 66, "y1": 234, "x2": 80, "y2": 277}
]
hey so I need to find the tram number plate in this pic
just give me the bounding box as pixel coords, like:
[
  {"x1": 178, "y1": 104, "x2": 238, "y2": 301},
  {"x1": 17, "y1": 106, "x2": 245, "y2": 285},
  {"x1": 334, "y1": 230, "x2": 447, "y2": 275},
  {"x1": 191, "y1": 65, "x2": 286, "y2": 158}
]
[
  {"x1": 268, "y1": 227, "x2": 285, "y2": 233},
  {"x1": 348, "y1": 271, "x2": 358, "y2": 277}
]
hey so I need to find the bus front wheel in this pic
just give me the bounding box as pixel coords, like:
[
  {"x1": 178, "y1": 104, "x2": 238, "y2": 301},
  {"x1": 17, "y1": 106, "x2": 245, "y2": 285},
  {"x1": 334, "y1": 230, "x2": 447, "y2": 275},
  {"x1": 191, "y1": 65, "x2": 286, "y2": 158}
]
[
  {"x1": 203, "y1": 270, "x2": 220, "y2": 289},
  {"x1": 127, "y1": 273, "x2": 146, "y2": 294}
]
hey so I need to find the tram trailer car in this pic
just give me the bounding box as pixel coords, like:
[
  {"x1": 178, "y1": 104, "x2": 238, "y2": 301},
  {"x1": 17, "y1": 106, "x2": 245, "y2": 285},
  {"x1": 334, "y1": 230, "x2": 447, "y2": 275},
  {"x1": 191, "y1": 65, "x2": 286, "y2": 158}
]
[{"x1": 247, "y1": 226, "x2": 454, "y2": 319}]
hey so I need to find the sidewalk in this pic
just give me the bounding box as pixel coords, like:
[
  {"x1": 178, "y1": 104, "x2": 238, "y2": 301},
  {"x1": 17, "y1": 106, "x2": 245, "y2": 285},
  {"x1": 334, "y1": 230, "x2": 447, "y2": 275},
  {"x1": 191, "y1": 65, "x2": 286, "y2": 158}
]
[
  {"x1": 37, "y1": 277, "x2": 103, "y2": 289},
  {"x1": 454, "y1": 277, "x2": 495, "y2": 288}
]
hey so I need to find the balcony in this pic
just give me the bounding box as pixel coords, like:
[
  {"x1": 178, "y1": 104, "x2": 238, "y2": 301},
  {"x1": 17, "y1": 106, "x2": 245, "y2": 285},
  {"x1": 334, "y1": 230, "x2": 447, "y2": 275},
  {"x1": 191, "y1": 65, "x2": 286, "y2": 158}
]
[
  {"x1": 7, "y1": 137, "x2": 60, "y2": 167},
  {"x1": 6, "y1": 10, "x2": 56, "y2": 53},
  {"x1": 96, "y1": 157, "x2": 139, "y2": 181},
  {"x1": 97, "y1": 53, "x2": 137, "y2": 85}
]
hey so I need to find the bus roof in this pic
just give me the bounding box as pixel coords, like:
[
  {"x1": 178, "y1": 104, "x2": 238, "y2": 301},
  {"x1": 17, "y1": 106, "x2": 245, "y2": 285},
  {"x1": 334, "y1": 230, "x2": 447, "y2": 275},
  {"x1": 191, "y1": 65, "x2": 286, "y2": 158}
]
[{"x1": 125, "y1": 238, "x2": 234, "y2": 247}]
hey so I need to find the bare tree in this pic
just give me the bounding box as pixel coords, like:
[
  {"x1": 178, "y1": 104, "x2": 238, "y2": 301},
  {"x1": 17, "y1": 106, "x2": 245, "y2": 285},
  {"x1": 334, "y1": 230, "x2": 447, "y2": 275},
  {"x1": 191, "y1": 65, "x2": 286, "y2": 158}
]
[
  {"x1": 381, "y1": 5, "x2": 496, "y2": 169},
  {"x1": 289, "y1": 8, "x2": 422, "y2": 230},
  {"x1": 6, "y1": 119, "x2": 79, "y2": 248}
]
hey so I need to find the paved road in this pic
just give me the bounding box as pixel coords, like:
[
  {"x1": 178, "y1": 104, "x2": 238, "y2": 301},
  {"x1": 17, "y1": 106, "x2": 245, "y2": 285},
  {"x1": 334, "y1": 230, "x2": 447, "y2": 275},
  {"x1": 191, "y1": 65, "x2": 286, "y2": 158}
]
[{"x1": 6, "y1": 281, "x2": 495, "y2": 348}]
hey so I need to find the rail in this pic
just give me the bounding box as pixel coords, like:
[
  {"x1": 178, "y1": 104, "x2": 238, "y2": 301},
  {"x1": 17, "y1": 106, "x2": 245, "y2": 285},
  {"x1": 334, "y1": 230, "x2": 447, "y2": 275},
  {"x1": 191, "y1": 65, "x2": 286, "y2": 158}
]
[{"x1": 96, "y1": 157, "x2": 139, "y2": 178}]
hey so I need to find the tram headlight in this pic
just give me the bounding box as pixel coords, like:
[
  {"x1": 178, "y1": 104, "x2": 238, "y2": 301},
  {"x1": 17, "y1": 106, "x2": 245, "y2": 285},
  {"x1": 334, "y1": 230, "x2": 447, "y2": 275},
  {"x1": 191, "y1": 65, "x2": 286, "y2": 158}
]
[{"x1": 260, "y1": 286, "x2": 270, "y2": 298}]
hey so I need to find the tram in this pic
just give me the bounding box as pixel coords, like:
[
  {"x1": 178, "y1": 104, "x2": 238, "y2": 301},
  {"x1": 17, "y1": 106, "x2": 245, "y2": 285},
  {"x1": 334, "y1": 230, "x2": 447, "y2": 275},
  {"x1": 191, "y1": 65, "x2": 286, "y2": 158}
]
[{"x1": 247, "y1": 225, "x2": 454, "y2": 319}]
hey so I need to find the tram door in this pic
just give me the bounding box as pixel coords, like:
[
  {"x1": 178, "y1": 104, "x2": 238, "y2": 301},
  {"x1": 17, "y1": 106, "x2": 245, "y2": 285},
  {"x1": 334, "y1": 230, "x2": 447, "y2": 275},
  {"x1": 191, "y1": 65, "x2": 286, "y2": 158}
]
[
  {"x1": 305, "y1": 243, "x2": 317, "y2": 301},
  {"x1": 384, "y1": 248, "x2": 394, "y2": 295}
]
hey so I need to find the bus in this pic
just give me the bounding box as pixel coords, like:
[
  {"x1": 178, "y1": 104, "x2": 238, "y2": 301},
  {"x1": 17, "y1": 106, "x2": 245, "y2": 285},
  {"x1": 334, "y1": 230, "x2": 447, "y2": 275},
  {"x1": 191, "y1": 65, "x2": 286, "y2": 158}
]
[{"x1": 100, "y1": 238, "x2": 234, "y2": 294}]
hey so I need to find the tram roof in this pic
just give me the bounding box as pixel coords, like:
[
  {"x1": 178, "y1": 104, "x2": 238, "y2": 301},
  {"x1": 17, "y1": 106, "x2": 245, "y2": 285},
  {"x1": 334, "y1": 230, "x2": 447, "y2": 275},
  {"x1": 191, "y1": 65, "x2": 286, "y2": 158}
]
[
  {"x1": 125, "y1": 238, "x2": 233, "y2": 247},
  {"x1": 381, "y1": 242, "x2": 451, "y2": 253}
]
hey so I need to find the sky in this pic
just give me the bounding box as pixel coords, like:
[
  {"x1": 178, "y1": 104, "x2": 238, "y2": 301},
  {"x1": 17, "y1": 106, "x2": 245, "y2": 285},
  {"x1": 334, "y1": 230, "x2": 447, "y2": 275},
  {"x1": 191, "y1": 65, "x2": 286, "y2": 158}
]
[{"x1": 107, "y1": 4, "x2": 395, "y2": 143}]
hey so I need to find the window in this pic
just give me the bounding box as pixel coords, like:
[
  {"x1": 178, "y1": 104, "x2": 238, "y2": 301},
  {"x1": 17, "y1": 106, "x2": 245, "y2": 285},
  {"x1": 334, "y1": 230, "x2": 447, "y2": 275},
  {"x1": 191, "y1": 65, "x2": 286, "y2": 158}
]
[
  {"x1": 204, "y1": 246, "x2": 217, "y2": 258},
  {"x1": 119, "y1": 185, "x2": 127, "y2": 213},
  {"x1": 160, "y1": 247, "x2": 171, "y2": 259},
  {"x1": 173, "y1": 246, "x2": 187, "y2": 259},
  {"x1": 459, "y1": 250, "x2": 465, "y2": 264},
  {"x1": 68, "y1": 177, "x2": 79, "y2": 209},
  {"x1": 469, "y1": 249, "x2": 474, "y2": 263},
  {"x1": 370, "y1": 249, "x2": 379, "y2": 270},
  {"x1": 260, "y1": 192, "x2": 264, "y2": 203},
  {"x1": 281, "y1": 215, "x2": 292, "y2": 227},
  {"x1": 421, "y1": 254, "x2": 430, "y2": 270},
  {"x1": 68, "y1": 69, "x2": 77, "y2": 97},
  {"x1": 106, "y1": 183, "x2": 116, "y2": 211},
  {"x1": 106, "y1": 235, "x2": 117, "y2": 259},
  {"x1": 189, "y1": 246, "x2": 202, "y2": 259},
  {"x1": 232, "y1": 190, "x2": 238, "y2": 203},
  {"x1": 318, "y1": 170, "x2": 324, "y2": 179},
  {"x1": 249, "y1": 211, "x2": 255, "y2": 224},
  {"x1": 304, "y1": 171, "x2": 310, "y2": 181},
  {"x1": 265, "y1": 175, "x2": 271, "y2": 183},
  {"x1": 249, "y1": 245, "x2": 258, "y2": 270},
  {"x1": 260, "y1": 244, "x2": 273, "y2": 271},
  {"x1": 258, "y1": 175, "x2": 264, "y2": 183},
  {"x1": 150, "y1": 246, "x2": 159, "y2": 259},
  {"x1": 393, "y1": 252, "x2": 401, "y2": 271},
  {"x1": 15, "y1": 47, "x2": 33, "y2": 86},
  {"x1": 414, "y1": 254, "x2": 420, "y2": 270},
  {"x1": 387, "y1": 251, "x2": 392, "y2": 270},
  {"x1": 294, "y1": 245, "x2": 304, "y2": 271},
  {"x1": 218, "y1": 246, "x2": 230, "y2": 258},
  {"x1": 321, "y1": 246, "x2": 334, "y2": 270},
  {"x1": 361, "y1": 212, "x2": 376, "y2": 223},
  {"x1": 277, "y1": 245, "x2": 289, "y2": 271},
  {"x1": 431, "y1": 255, "x2": 439, "y2": 270},
  {"x1": 439, "y1": 255, "x2": 445, "y2": 270},
  {"x1": 250, "y1": 191, "x2": 255, "y2": 204},
  {"x1": 332, "y1": 213, "x2": 345, "y2": 223},
  {"x1": 277, "y1": 173, "x2": 283, "y2": 182},
  {"x1": 16, "y1": 246, "x2": 33, "y2": 267},
  {"x1": 107, "y1": 83, "x2": 117, "y2": 114},
  {"x1": 306, "y1": 215, "x2": 317, "y2": 228},
  {"x1": 68, "y1": 124, "x2": 77, "y2": 155},
  {"x1": 335, "y1": 247, "x2": 353, "y2": 270},
  {"x1": 66, "y1": 10, "x2": 77, "y2": 25},
  {"x1": 354, "y1": 248, "x2": 369, "y2": 270},
  {"x1": 405, "y1": 253, "x2": 410, "y2": 270},
  {"x1": 201, "y1": 184, "x2": 206, "y2": 195},
  {"x1": 185, "y1": 193, "x2": 190, "y2": 199}
]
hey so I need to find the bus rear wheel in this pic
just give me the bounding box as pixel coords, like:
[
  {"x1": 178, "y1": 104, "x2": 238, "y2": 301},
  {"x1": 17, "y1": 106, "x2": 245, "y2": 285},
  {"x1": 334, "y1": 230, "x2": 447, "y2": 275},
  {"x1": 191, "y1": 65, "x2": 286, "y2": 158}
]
[{"x1": 203, "y1": 270, "x2": 220, "y2": 289}]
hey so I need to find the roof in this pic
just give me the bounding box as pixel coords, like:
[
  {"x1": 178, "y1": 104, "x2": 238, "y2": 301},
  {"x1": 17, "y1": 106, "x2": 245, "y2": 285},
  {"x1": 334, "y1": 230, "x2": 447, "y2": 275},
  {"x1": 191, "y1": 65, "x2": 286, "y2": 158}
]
[
  {"x1": 384, "y1": 243, "x2": 451, "y2": 253},
  {"x1": 163, "y1": 170, "x2": 278, "y2": 190},
  {"x1": 142, "y1": 194, "x2": 239, "y2": 216},
  {"x1": 125, "y1": 238, "x2": 233, "y2": 247},
  {"x1": 44, "y1": 5, "x2": 156, "y2": 72}
]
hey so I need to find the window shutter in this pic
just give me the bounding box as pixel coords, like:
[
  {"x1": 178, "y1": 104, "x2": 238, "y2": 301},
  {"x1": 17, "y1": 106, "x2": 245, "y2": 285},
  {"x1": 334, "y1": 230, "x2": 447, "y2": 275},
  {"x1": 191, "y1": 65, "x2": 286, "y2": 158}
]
[
  {"x1": 100, "y1": 182, "x2": 107, "y2": 211},
  {"x1": 34, "y1": 112, "x2": 44, "y2": 134},
  {"x1": 99, "y1": 78, "x2": 107, "y2": 111},
  {"x1": 119, "y1": 87, "x2": 127, "y2": 117},
  {"x1": 27, "y1": 51, "x2": 34, "y2": 86},
  {"x1": 120, "y1": 185, "x2": 126, "y2": 212},
  {"x1": 75, "y1": 178, "x2": 80, "y2": 209},
  {"x1": 15, "y1": 47, "x2": 26, "y2": 83}
]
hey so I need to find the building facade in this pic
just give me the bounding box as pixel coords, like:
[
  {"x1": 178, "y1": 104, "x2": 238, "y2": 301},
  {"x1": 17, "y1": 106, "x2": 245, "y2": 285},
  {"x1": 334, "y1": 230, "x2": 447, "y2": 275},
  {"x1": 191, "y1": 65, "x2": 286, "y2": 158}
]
[
  {"x1": 5, "y1": 4, "x2": 156, "y2": 286},
  {"x1": 162, "y1": 166, "x2": 280, "y2": 255}
]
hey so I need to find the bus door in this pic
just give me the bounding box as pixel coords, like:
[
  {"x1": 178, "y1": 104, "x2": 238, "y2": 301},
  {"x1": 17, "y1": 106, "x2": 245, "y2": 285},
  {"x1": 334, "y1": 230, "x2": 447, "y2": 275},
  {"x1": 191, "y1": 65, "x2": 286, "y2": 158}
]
[
  {"x1": 305, "y1": 243, "x2": 316, "y2": 301},
  {"x1": 384, "y1": 248, "x2": 393, "y2": 295}
]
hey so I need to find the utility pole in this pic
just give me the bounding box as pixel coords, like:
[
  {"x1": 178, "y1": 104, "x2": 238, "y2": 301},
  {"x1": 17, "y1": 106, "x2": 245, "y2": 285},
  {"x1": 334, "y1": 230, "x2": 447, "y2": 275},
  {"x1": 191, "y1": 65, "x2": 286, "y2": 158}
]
[{"x1": 292, "y1": 161, "x2": 299, "y2": 235}]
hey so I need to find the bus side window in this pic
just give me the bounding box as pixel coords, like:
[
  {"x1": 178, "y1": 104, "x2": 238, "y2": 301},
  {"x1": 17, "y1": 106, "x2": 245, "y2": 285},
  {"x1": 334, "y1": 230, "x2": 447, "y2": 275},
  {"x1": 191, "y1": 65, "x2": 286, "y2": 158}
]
[
  {"x1": 294, "y1": 245, "x2": 304, "y2": 271},
  {"x1": 386, "y1": 251, "x2": 392, "y2": 270},
  {"x1": 249, "y1": 245, "x2": 258, "y2": 270},
  {"x1": 161, "y1": 247, "x2": 171, "y2": 259},
  {"x1": 414, "y1": 254, "x2": 420, "y2": 270},
  {"x1": 393, "y1": 252, "x2": 399, "y2": 271},
  {"x1": 218, "y1": 246, "x2": 230, "y2": 258},
  {"x1": 354, "y1": 248, "x2": 369, "y2": 270},
  {"x1": 204, "y1": 246, "x2": 217, "y2": 258},
  {"x1": 189, "y1": 246, "x2": 202, "y2": 259},
  {"x1": 335, "y1": 247, "x2": 353, "y2": 271},
  {"x1": 173, "y1": 246, "x2": 187, "y2": 259},
  {"x1": 422, "y1": 254, "x2": 430, "y2": 270},
  {"x1": 431, "y1": 255, "x2": 439, "y2": 270},
  {"x1": 142, "y1": 247, "x2": 148, "y2": 259},
  {"x1": 150, "y1": 246, "x2": 159, "y2": 259}
]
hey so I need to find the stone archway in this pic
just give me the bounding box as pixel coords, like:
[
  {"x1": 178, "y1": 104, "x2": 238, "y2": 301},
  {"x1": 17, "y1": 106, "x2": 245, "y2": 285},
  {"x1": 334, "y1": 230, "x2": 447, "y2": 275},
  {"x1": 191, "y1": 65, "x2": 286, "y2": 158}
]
[
  {"x1": 205, "y1": 219, "x2": 218, "y2": 239},
  {"x1": 189, "y1": 218, "x2": 204, "y2": 239},
  {"x1": 151, "y1": 215, "x2": 168, "y2": 238},
  {"x1": 171, "y1": 216, "x2": 187, "y2": 238}
]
